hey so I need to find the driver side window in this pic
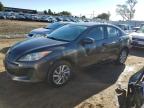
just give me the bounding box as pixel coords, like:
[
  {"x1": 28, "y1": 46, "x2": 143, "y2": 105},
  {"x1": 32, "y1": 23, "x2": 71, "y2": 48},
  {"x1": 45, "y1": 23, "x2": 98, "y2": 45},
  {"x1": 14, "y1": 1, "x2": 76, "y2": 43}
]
[{"x1": 87, "y1": 26, "x2": 104, "y2": 41}]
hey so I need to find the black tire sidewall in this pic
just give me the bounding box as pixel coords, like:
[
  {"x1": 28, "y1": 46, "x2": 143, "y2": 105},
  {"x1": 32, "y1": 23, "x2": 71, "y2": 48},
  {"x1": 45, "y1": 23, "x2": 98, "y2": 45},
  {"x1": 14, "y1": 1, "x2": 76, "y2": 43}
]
[{"x1": 117, "y1": 49, "x2": 128, "y2": 64}]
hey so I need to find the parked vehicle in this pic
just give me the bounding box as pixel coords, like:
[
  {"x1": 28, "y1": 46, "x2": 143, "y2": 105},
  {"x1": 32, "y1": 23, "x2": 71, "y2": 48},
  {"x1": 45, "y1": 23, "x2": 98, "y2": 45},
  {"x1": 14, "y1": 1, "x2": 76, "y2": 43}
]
[
  {"x1": 28, "y1": 22, "x2": 73, "y2": 38},
  {"x1": 0, "y1": 12, "x2": 6, "y2": 19},
  {"x1": 132, "y1": 27, "x2": 140, "y2": 32},
  {"x1": 15, "y1": 13, "x2": 26, "y2": 20},
  {"x1": 116, "y1": 24, "x2": 133, "y2": 34},
  {"x1": 4, "y1": 23, "x2": 130, "y2": 87},
  {"x1": 116, "y1": 68, "x2": 144, "y2": 108},
  {"x1": 56, "y1": 16, "x2": 63, "y2": 22},
  {"x1": 130, "y1": 25, "x2": 144, "y2": 48},
  {"x1": 126, "y1": 68, "x2": 144, "y2": 108}
]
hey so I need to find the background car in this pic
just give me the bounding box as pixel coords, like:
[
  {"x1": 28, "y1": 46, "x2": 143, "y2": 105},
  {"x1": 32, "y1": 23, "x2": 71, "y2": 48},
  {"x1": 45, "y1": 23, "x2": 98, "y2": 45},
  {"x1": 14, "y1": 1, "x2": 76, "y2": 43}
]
[
  {"x1": 0, "y1": 12, "x2": 6, "y2": 19},
  {"x1": 27, "y1": 22, "x2": 74, "y2": 38},
  {"x1": 126, "y1": 68, "x2": 144, "y2": 108},
  {"x1": 130, "y1": 25, "x2": 144, "y2": 48},
  {"x1": 116, "y1": 67, "x2": 144, "y2": 108},
  {"x1": 115, "y1": 24, "x2": 133, "y2": 34}
]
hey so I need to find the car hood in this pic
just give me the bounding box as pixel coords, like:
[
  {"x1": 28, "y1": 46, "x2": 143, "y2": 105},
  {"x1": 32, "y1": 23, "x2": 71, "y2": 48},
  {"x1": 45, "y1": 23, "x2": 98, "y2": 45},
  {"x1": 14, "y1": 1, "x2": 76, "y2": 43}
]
[
  {"x1": 30, "y1": 28, "x2": 52, "y2": 34},
  {"x1": 7, "y1": 37, "x2": 69, "y2": 61},
  {"x1": 130, "y1": 32, "x2": 144, "y2": 39}
]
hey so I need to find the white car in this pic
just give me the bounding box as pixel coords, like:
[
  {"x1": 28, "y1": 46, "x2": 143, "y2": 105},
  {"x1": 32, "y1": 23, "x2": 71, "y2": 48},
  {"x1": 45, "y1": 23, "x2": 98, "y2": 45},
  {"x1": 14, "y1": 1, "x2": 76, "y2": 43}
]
[{"x1": 130, "y1": 26, "x2": 144, "y2": 48}]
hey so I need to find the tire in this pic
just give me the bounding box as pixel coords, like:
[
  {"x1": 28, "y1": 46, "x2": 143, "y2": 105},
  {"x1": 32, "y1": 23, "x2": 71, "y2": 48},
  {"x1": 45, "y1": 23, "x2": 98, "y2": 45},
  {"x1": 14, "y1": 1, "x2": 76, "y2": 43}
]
[
  {"x1": 47, "y1": 61, "x2": 72, "y2": 87},
  {"x1": 116, "y1": 48, "x2": 128, "y2": 64}
]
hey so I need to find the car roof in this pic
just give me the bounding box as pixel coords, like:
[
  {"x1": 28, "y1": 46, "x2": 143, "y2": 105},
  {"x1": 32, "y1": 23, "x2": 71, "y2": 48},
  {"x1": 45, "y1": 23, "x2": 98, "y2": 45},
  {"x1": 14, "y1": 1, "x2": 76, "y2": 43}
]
[
  {"x1": 56, "y1": 21, "x2": 75, "y2": 25},
  {"x1": 68, "y1": 22, "x2": 117, "y2": 27}
]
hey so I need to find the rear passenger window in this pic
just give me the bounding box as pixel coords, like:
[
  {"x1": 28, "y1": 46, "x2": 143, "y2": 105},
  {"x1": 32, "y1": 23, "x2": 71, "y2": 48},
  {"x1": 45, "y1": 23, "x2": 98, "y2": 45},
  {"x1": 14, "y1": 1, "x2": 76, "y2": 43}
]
[
  {"x1": 107, "y1": 26, "x2": 120, "y2": 38},
  {"x1": 88, "y1": 26, "x2": 104, "y2": 41}
]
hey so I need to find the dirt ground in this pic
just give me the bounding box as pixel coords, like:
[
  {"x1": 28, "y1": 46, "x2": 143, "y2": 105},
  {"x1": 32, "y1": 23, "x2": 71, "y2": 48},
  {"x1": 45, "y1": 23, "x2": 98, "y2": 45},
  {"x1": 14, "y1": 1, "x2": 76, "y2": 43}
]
[
  {"x1": 0, "y1": 20, "x2": 144, "y2": 108},
  {"x1": 0, "y1": 20, "x2": 47, "y2": 35}
]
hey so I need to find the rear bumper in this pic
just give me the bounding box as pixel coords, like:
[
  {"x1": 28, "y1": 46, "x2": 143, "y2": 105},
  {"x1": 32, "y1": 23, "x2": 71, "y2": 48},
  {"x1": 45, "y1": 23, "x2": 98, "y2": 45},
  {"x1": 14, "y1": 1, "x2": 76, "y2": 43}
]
[{"x1": 4, "y1": 59, "x2": 51, "y2": 82}]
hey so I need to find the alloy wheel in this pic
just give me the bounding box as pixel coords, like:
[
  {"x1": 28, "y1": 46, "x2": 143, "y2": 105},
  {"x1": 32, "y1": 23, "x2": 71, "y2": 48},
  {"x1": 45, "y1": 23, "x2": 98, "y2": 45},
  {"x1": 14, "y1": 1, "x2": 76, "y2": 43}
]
[{"x1": 52, "y1": 65, "x2": 71, "y2": 85}]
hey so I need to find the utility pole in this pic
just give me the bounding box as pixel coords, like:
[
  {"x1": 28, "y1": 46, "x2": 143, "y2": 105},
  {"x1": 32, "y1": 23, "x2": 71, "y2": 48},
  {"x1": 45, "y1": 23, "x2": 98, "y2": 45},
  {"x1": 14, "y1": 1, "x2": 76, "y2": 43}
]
[{"x1": 93, "y1": 11, "x2": 95, "y2": 18}]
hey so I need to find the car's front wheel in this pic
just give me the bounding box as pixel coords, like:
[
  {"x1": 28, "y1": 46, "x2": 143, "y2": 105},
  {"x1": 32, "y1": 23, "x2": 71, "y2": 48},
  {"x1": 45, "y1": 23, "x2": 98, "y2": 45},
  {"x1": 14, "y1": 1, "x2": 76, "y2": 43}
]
[
  {"x1": 116, "y1": 48, "x2": 128, "y2": 64},
  {"x1": 47, "y1": 61, "x2": 72, "y2": 87}
]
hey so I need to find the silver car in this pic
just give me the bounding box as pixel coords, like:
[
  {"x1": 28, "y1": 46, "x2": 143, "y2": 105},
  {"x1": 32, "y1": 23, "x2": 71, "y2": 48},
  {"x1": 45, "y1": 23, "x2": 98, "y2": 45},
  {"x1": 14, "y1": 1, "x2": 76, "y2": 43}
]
[{"x1": 130, "y1": 26, "x2": 144, "y2": 48}]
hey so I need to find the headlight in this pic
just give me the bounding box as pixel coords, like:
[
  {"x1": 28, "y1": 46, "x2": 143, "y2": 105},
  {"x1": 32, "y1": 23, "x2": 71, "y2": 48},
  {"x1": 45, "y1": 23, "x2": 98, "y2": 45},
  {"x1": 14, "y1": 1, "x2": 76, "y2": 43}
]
[
  {"x1": 18, "y1": 51, "x2": 51, "y2": 61},
  {"x1": 32, "y1": 34, "x2": 47, "y2": 38}
]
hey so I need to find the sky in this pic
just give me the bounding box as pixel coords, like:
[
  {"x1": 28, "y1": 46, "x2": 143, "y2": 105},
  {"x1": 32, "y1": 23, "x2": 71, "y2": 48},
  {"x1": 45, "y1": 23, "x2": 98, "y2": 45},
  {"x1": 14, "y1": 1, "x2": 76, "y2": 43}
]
[{"x1": 1, "y1": 0, "x2": 144, "y2": 21}]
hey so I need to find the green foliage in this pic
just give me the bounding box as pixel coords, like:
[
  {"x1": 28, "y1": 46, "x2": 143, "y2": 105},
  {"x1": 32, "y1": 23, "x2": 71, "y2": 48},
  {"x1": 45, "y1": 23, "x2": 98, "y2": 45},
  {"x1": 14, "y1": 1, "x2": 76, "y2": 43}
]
[
  {"x1": 96, "y1": 13, "x2": 110, "y2": 20},
  {"x1": 43, "y1": 9, "x2": 71, "y2": 16},
  {"x1": 44, "y1": 10, "x2": 47, "y2": 14},
  {"x1": 81, "y1": 16, "x2": 86, "y2": 19},
  {"x1": 58, "y1": 11, "x2": 71, "y2": 16},
  {"x1": 48, "y1": 9, "x2": 53, "y2": 15},
  {"x1": 0, "y1": 2, "x2": 4, "y2": 11}
]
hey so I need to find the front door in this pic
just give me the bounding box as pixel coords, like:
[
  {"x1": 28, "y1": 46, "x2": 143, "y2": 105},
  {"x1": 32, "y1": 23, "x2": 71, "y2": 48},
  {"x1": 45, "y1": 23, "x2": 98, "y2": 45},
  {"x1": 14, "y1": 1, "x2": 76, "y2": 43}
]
[{"x1": 77, "y1": 26, "x2": 109, "y2": 67}]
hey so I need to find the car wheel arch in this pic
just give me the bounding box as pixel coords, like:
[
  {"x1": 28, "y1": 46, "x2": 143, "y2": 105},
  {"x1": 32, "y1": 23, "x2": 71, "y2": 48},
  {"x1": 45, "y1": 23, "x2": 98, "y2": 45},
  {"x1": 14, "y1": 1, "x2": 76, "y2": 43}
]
[{"x1": 121, "y1": 46, "x2": 129, "y2": 54}]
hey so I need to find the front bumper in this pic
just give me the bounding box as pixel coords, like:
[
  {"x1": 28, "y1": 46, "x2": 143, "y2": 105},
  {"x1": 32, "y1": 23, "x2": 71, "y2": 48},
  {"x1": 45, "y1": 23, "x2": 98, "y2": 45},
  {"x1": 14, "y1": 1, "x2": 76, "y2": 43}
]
[
  {"x1": 4, "y1": 59, "x2": 51, "y2": 82},
  {"x1": 131, "y1": 40, "x2": 144, "y2": 48}
]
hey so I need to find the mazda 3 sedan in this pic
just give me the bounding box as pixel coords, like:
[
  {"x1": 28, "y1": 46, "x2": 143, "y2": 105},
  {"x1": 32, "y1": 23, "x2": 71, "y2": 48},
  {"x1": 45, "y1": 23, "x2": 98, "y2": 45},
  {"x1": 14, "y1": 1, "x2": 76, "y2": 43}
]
[{"x1": 4, "y1": 23, "x2": 130, "y2": 87}]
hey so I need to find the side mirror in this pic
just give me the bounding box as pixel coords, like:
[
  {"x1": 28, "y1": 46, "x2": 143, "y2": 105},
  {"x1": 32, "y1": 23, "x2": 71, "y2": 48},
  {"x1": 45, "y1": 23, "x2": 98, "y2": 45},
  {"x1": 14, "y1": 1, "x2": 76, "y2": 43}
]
[{"x1": 81, "y1": 37, "x2": 95, "y2": 45}]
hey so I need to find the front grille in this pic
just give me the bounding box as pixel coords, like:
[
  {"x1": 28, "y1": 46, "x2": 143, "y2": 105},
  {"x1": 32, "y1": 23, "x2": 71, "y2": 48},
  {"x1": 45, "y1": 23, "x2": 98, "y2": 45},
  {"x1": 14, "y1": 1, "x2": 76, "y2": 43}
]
[
  {"x1": 5, "y1": 61, "x2": 33, "y2": 77},
  {"x1": 131, "y1": 42, "x2": 144, "y2": 47},
  {"x1": 8, "y1": 68, "x2": 33, "y2": 77}
]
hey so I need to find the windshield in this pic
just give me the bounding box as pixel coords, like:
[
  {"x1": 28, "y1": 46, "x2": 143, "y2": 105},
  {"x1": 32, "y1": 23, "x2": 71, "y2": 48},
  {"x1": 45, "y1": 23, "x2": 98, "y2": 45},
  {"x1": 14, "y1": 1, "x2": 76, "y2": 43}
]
[
  {"x1": 137, "y1": 26, "x2": 144, "y2": 33},
  {"x1": 45, "y1": 23, "x2": 63, "y2": 30},
  {"x1": 48, "y1": 25, "x2": 87, "y2": 41}
]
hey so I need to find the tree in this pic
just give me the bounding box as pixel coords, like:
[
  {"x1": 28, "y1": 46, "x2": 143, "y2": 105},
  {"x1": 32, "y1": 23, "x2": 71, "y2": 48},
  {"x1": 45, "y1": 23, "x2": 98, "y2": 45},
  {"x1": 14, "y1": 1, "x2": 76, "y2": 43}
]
[
  {"x1": 116, "y1": 0, "x2": 137, "y2": 20},
  {"x1": 44, "y1": 10, "x2": 47, "y2": 14},
  {"x1": 81, "y1": 15, "x2": 86, "y2": 20},
  {"x1": 48, "y1": 9, "x2": 53, "y2": 15},
  {"x1": 96, "y1": 13, "x2": 110, "y2": 20},
  {"x1": 127, "y1": 0, "x2": 137, "y2": 19},
  {"x1": 58, "y1": 11, "x2": 71, "y2": 16},
  {"x1": 0, "y1": 2, "x2": 4, "y2": 11},
  {"x1": 33, "y1": 10, "x2": 37, "y2": 14}
]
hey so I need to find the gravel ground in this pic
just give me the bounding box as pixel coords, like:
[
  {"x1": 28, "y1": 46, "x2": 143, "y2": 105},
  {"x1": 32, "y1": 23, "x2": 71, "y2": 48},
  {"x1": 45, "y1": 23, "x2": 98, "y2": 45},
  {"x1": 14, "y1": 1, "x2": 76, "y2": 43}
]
[{"x1": 0, "y1": 20, "x2": 47, "y2": 36}]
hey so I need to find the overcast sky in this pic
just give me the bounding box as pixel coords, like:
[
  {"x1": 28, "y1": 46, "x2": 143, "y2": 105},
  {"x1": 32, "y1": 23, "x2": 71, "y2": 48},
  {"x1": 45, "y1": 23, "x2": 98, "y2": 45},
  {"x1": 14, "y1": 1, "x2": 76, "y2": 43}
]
[{"x1": 1, "y1": 0, "x2": 144, "y2": 21}]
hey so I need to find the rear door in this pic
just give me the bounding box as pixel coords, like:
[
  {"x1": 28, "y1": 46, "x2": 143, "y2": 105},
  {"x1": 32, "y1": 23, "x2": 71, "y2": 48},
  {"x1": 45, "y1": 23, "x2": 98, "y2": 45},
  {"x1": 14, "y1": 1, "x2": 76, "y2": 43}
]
[{"x1": 104, "y1": 25, "x2": 123, "y2": 59}]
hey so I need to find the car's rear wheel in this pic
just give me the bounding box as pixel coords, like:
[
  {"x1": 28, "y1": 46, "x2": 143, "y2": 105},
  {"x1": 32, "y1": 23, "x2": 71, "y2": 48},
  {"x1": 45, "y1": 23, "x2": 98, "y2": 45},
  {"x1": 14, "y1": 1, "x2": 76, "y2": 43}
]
[
  {"x1": 116, "y1": 48, "x2": 128, "y2": 64},
  {"x1": 47, "y1": 61, "x2": 72, "y2": 87}
]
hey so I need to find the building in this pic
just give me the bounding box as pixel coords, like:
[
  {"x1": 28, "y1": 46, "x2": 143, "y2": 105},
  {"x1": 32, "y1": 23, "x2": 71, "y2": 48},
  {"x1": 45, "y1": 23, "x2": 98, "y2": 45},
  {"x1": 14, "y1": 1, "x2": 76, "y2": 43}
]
[{"x1": 4, "y1": 7, "x2": 37, "y2": 14}]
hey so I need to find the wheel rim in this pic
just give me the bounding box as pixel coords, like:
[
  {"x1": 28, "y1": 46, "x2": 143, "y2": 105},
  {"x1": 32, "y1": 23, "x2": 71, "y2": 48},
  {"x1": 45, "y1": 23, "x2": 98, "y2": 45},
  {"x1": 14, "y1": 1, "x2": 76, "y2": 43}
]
[
  {"x1": 52, "y1": 65, "x2": 71, "y2": 85},
  {"x1": 119, "y1": 50, "x2": 127, "y2": 63}
]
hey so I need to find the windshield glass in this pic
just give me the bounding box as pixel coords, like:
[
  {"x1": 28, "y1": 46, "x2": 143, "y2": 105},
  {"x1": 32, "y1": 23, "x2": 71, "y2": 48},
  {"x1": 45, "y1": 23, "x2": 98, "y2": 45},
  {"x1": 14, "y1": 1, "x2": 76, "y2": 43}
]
[
  {"x1": 48, "y1": 24, "x2": 87, "y2": 41},
  {"x1": 45, "y1": 23, "x2": 63, "y2": 30},
  {"x1": 137, "y1": 26, "x2": 144, "y2": 33}
]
